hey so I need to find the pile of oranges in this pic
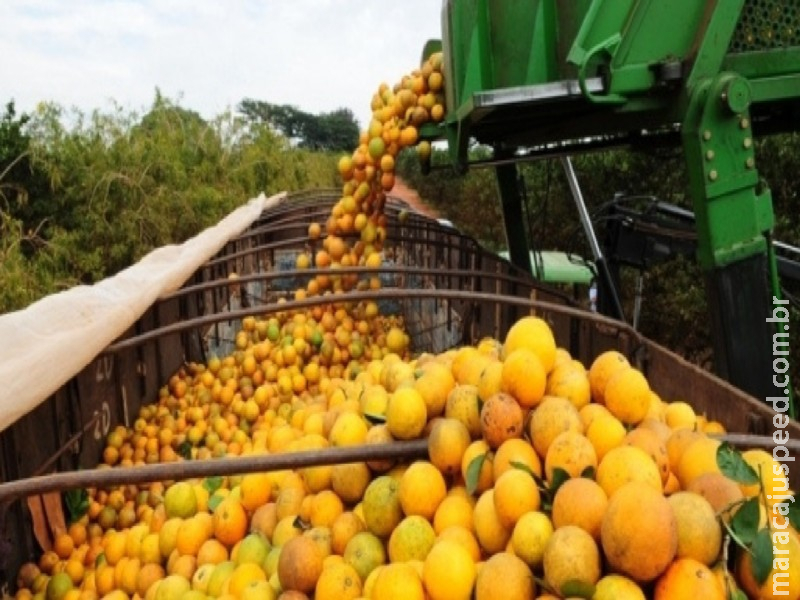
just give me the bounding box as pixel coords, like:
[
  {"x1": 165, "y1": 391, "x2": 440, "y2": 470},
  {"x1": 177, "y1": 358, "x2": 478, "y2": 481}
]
[
  {"x1": 14, "y1": 311, "x2": 800, "y2": 600},
  {"x1": 10, "y1": 51, "x2": 800, "y2": 600}
]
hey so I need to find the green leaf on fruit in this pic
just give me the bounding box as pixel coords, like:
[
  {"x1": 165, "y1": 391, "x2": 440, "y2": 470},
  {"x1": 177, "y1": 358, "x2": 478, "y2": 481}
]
[
  {"x1": 511, "y1": 461, "x2": 548, "y2": 494},
  {"x1": 293, "y1": 515, "x2": 311, "y2": 531},
  {"x1": 203, "y1": 475, "x2": 223, "y2": 493},
  {"x1": 64, "y1": 488, "x2": 89, "y2": 523},
  {"x1": 549, "y1": 467, "x2": 571, "y2": 495},
  {"x1": 560, "y1": 580, "x2": 595, "y2": 599},
  {"x1": 729, "y1": 497, "x2": 759, "y2": 546},
  {"x1": 717, "y1": 443, "x2": 759, "y2": 485},
  {"x1": 751, "y1": 527, "x2": 774, "y2": 586},
  {"x1": 364, "y1": 412, "x2": 386, "y2": 425},
  {"x1": 207, "y1": 494, "x2": 223, "y2": 513},
  {"x1": 466, "y1": 453, "x2": 487, "y2": 496},
  {"x1": 177, "y1": 441, "x2": 193, "y2": 460},
  {"x1": 731, "y1": 590, "x2": 748, "y2": 600}
]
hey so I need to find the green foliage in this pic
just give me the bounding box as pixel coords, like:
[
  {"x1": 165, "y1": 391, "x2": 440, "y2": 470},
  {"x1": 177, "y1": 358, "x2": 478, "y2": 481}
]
[
  {"x1": 238, "y1": 99, "x2": 359, "y2": 152},
  {"x1": 0, "y1": 93, "x2": 338, "y2": 314}
]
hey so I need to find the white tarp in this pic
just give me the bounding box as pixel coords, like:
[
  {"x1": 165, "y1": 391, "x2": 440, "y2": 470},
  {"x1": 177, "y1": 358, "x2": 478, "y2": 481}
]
[{"x1": 0, "y1": 192, "x2": 286, "y2": 433}]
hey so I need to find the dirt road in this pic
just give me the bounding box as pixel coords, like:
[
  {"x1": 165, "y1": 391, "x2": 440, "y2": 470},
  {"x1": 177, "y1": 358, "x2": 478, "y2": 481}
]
[{"x1": 389, "y1": 177, "x2": 439, "y2": 219}]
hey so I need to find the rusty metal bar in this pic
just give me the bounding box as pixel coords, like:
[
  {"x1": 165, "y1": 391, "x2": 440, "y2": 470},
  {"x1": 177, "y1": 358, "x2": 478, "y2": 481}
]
[
  {"x1": 32, "y1": 412, "x2": 101, "y2": 478},
  {"x1": 0, "y1": 440, "x2": 429, "y2": 504},
  {"x1": 159, "y1": 265, "x2": 539, "y2": 301},
  {"x1": 105, "y1": 291, "x2": 636, "y2": 354},
  {"x1": 713, "y1": 433, "x2": 800, "y2": 452}
]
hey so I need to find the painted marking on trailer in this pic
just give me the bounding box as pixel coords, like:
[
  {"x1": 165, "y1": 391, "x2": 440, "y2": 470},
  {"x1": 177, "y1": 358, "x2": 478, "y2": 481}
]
[
  {"x1": 121, "y1": 385, "x2": 130, "y2": 428},
  {"x1": 93, "y1": 403, "x2": 111, "y2": 440},
  {"x1": 95, "y1": 356, "x2": 114, "y2": 382}
]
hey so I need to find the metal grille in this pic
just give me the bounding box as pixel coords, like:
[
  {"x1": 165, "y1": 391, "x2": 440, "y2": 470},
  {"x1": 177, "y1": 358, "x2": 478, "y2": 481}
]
[{"x1": 730, "y1": 0, "x2": 800, "y2": 52}]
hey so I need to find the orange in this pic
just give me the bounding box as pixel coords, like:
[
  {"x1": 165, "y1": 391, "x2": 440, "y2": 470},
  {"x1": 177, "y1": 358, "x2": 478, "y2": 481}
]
[
  {"x1": 461, "y1": 439, "x2": 494, "y2": 495},
  {"x1": 437, "y1": 525, "x2": 481, "y2": 562},
  {"x1": 675, "y1": 437, "x2": 721, "y2": 488},
  {"x1": 315, "y1": 562, "x2": 362, "y2": 600},
  {"x1": 668, "y1": 491, "x2": 722, "y2": 565},
  {"x1": 479, "y1": 392, "x2": 524, "y2": 449},
  {"x1": 214, "y1": 498, "x2": 248, "y2": 547},
  {"x1": 623, "y1": 427, "x2": 670, "y2": 486},
  {"x1": 601, "y1": 481, "x2": 677, "y2": 582},
  {"x1": 387, "y1": 515, "x2": 436, "y2": 563},
  {"x1": 551, "y1": 477, "x2": 608, "y2": 541},
  {"x1": 423, "y1": 539, "x2": 476, "y2": 600},
  {"x1": 510, "y1": 511, "x2": 553, "y2": 569},
  {"x1": 428, "y1": 418, "x2": 472, "y2": 476},
  {"x1": 331, "y1": 462, "x2": 371, "y2": 504},
  {"x1": 587, "y1": 350, "x2": 630, "y2": 404},
  {"x1": 474, "y1": 552, "x2": 535, "y2": 600},
  {"x1": 343, "y1": 531, "x2": 386, "y2": 583},
  {"x1": 250, "y1": 503, "x2": 279, "y2": 539},
  {"x1": 445, "y1": 384, "x2": 483, "y2": 438},
  {"x1": 545, "y1": 361, "x2": 591, "y2": 409},
  {"x1": 596, "y1": 445, "x2": 663, "y2": 498},
  {"x1": 579, "y1": 402, "x2": 612, "y2": 430},
  {"x1": 240, "y1": 473, "x2": 272, "y2": 512},
  {"x1": 493, "y1": 438, "x2": 542, "y2": 482},
  {"x1": 362, "y1": 476, "x2": 402, "y2": 538},
  {"x1": 473, "y1": 490, "x2": 511, "y2": 555},
  {"x1": 228, "y1": 563, "x2": 267, "y2": 596},
  {"x1": 45, "y1": 572, "x2": 75, "y2": 599},
  {"x1": 477, "y1": 361, "x2": 504, "y2": 403},
  {"x1": 603, "y1": 367, "x2": 651, "y2": 425},
  {"x1": 329, "y1": 411, "x2": 369, "y2": 446},
  {"x1": 501, "y1": 348, "x2": 546, "y2": 408},
  {"x1": 136, "y1": 563, "x2": 165, "y2": 596},
  {"x1": 655, "y1": 558, "x2": 724, "y2": 599},
  {"x1": 493, "y1": 469, "x2": 540, "y2": 529},
  {"x1": 586, "y1": 413, "x2": 627, "y2": 461},
  {"x1": 371, "y1": 561, "x2": 424, "y2": 600},
  {"x1": 197, "y1": 538, "x2": 229, "y2": 566},
  {"x1": 686, "y1": 472, "x2": 744, "y2": 521},
  {"x1": 164, "y1": 481, "x2": 198, "y2": 519},
  {"x1": 386, "y1": 387, "x2": 427, "y2": 440},
  {"x1": 331, "y1": 512, "x2": 366, "y2": 556},
  {"x1": 664, "y1": 401, "x2": 697, "y2": 430},
  {"x1": 502, "y1": 316, "x2": 557, "y2": 373},
  {"x1": 665, "y1": 428, "x2": 703, "y2": 473},
  {"x1": 529, "y1": 396, "x2": 583, "y2": 459},
  {"x1": 309, "y1": 490, "x2": 344, "y2": 528},
  {"x1": 433, "y1": 494, "x2": 475, "y2": 535},
  {"x1": 176, "y1": 515, "x2": 211, "y2": 556},
  {"x1": 53, "y1": 533, "x2": 75, "y2": 560},
  {"x1": 414, "y1": 362, "x2": 455, "y2": 418},
  {"x1": 594, "y1": 574, "x2": 646, "y2": 600},
  {"x1": 398, "y1": 461, "x2": 446, "y2": 520},
  {"x1": 544, "y1": 431, "x2": 597, "y2": 482},
  {"x1": 454, "y1": 350, "x2": 492, "y2": 387},
  {"x1": 235, "y1": 533, "x2": 271, "y2": 567},
  {"x1": 543, "y1": 525, "x2": 601, "y2": 594},
  {"x1": 278, "y1": 536, "x2": 323, "y2": 594}
]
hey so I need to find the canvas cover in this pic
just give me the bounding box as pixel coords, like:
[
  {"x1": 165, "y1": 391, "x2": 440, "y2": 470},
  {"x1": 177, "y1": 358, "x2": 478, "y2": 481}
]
[{"x1": 0, "y1": 192, "x2": 286, "y2": 433}]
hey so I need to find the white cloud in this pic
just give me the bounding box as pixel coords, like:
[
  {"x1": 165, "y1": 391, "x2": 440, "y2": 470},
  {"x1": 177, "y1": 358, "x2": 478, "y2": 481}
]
[{"x1": 0, "y1": 0, "x2": 442, "y2": 128}]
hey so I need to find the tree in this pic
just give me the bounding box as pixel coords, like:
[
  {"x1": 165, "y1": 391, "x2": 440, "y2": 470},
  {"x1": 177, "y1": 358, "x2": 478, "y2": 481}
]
[
  {"x1": 0, "y1": 101, "x2": 51, "y2": 239},
  {"x1": 238, "y1": 99, "x2": 358, "y2": 152}
]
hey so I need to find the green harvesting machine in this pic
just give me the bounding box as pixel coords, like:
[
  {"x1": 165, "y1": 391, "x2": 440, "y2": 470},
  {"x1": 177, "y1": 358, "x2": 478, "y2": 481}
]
[{"x1": 422, "y1": 0, "x2": 800, "y2": 404}]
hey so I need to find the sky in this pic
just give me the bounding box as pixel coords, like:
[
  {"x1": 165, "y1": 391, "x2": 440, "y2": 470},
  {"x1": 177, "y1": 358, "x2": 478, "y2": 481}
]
[{"x1": 0, "y1": 0, "x2": 443, "y2": 129}]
